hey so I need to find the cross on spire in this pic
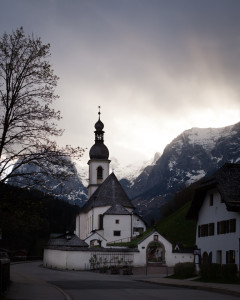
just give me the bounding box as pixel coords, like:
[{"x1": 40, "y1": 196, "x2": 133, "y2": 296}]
[{"x1": 98, "y1": 106, "x2": 101, "y2": 119}]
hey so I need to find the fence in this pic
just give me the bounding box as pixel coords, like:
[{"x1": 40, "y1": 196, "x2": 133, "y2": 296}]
[
  {"x1": 0, "y1": 258, "x2": 10, "y2": 293},
  {"x1": 88, "y1": 251, "x2": 134, "y2": 270}
]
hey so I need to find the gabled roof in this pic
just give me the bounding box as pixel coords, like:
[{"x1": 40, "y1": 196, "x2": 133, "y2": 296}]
[
  {"x1": 187, "y1": 163, "x2": 240, "y2": 219},
  {"x1": 47, "y1": 234, "x2": 88, "y2": 248},
  {"x1": 81, "y1": 172, "x2": 134, "y2": 213},
  {"x1": 104, "y1": 204, "x2": 131, "y2": 215}
]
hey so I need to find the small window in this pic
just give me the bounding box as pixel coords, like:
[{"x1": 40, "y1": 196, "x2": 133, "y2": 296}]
[
  {"x1": 209, "y1": 194, "x2": 213, "y2": 206},
  {"x1": 115, "y1": 219, "x2": 119, "y2": 224},
  {"x1": 209, "y1": 223, "x2": 214, "y2": 236},
  {"x1": 198, "y1": 225, "x2": 201, "y2": 237},
  {"x1": 229, "y1": 219, "x2": 236, "y2": 233},
  {"x1": 226, "y1": 250, "x2": 235, "y2": 264},
  {"x1": 98, "y1": 214, "x2": 103, "y2": 230},
  {"x1": 113, "y1": 230, "x2": 121, "y2": 236},
  {"x1": 97, "y1": 166, "x2": 103, "y2": 179}
]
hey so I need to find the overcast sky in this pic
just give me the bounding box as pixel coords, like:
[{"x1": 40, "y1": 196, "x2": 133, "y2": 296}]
[{"x1": 1, "y1": 0, "x2": 240, "y2": 166}]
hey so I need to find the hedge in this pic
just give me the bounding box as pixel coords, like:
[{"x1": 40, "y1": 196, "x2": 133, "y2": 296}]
[
  {"x1": 200, "y1": 263, "x2": 238, "y2": 281},
  {"x1": 174, "y1": 262, "x2": 196, "y2": 277}
]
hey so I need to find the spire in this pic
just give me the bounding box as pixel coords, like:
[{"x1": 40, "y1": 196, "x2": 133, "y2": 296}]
[
  {"x1": 89, "y1": 107, "x2": 109, "y2": 159},
  {"x1": 98, "y1": 105, "x2": 101, "y2": 119},
  {"x1": 94, "y1": 106, "x2": 104, "y2": 140}
]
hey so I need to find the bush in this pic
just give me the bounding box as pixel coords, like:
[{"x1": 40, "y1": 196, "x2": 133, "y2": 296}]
[
  {"x1": 200, "y1": 263, "x2": 221, "y2": 280},
  {"x1": 221, "y1": 264, "x2": 238, "y2": 281},
  {"x1": 200, "y1": 263, "x2": 238, "y2": 282},
  {"x1": 174, "y1": 262, "x2": 196, "y2": 277}
]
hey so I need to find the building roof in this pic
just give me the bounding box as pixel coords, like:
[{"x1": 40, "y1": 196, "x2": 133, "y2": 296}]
[
  {"x1": 81, "y1": 172, "x2": 135, "y2": 212},
  {"x1": 47, "y1": 234, "x2": 88, "y2": 248},
  {"x1": 187, "y1": 163, "x2": 240, "y2": 219},
  {"x1": 104, "y1": 203, "x2": 131, "y2": 215},
  {"x1": 89, "y1": 142, "x2": 109, "y2": 159}
]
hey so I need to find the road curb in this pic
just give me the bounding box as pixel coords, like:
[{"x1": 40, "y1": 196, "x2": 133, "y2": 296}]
[
  {"x1": 136, "y1": 279, "x2": 240, "y2": 297},
  {"x1": 8, "y1": 270, "x2": 73, "y2": 300},
  {"x1": 48, "y1": 282, "x2": 72, "y2": 300}
]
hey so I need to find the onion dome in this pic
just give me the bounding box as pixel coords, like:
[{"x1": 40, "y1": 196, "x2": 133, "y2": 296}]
[
  {"x1": 89, "y1": 107, "x2": 109, "y2": 160},
  {"x1": 95, "y1": 119, "x2": 104, "y2": 131},
  {"x1": 89, "y1": 143, "x2": 109, "y2": 159}
]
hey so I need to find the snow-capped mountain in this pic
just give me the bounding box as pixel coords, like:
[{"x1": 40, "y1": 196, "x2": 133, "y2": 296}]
[
  {"x1": 131, "y1": 122, "x2": 240, "y2": 223},
  {"x1": 111, "y1": 152, "x2": 160, "y2": 186},
  {"x1": 7, "y1": 122, "x2": 240, "y2": 222},
  {"x1": 8, "y1": 158, "x2": 88, "y2": 206}
]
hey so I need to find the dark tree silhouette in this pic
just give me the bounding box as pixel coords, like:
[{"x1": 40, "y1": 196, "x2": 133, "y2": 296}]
[{"x1": 0, "y1": 28, "x2": 84, "y2": 186}]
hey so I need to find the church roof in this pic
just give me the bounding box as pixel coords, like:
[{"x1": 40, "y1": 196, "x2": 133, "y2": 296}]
[
  {"x1": 82, "y1": 172, "x2": 134, "y2": 212},
  {"x1": 187, "y1": 163, "x2": 240, "y2": 219},
  {"x1": 104, "y1": 203, "x2": 131, "y2": 215}
]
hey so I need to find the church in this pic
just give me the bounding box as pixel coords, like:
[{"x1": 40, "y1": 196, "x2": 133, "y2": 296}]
[
  {"x1": 75, "y1": 110, "x2": 146, "y2": 246},
  {"x1": 44, "y1": 110, "x2": 194, "y2": 270}
]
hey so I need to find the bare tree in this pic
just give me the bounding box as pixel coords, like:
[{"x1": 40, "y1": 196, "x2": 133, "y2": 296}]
[{"x1": 0, "y1": 27, "x2": 84, "y2": 187}]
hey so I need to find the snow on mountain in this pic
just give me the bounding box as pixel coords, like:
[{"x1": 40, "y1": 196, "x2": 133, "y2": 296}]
[
  {"x1": 131, "y1": 122, "x2": 240, "y2": 223},
  {"x1": 111, "y1": 153, "x2": 160, "y2": 184},
  {"x1": 74, "y1": 160, "x2": 88, "y2": 187},
  {"x1": 8, "y1": 157, "x2": 88, "y2": 206},
  {"x1": 182, "y1": 126, "x2": 236, "y2": 153}
]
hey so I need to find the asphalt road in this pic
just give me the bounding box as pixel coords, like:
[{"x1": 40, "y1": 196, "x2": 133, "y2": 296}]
[{"x1": 8, "y1": 262, "x2": 240, "y2": 300}]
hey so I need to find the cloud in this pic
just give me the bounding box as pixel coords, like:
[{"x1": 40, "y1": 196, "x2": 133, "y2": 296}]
[{"x1": 1, "y1": 0, "x2": 240, "y2": 165}]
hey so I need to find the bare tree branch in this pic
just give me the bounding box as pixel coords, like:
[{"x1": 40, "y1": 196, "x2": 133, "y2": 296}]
[{"x1": 0, "y1": 27, "x2": 85, "y2": 188}]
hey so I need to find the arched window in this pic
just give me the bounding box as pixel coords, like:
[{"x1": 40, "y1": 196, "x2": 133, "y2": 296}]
[{"x1": 97, "y1": 166, "x2": 103, "y2": 179}]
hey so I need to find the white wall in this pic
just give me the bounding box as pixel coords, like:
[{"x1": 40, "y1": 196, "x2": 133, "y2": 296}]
[
  {"x1": 136, "y1": 231, "x2": 193, "y2": 267},
  {"x1": 44, "y1": 232, "x2": 194, "y2": 270},
  {"x1": 132, "y1": 214, "x2": 146, "y2": 235},
  {"x1": 91, "y1": 206, "x2": 111, "y2": 232},
  {"x1": 44, "y1": 249, "x2": 92, "y2": 270},
  {"x1": 88, "y1": 159, "x2": 110, "y2": 197},
  {"x1": 104, "y1": 214, "x2": 131, "y2": 243},
  {"x1": 79, "y1": 212, "x2": 87, "y2": 240},
  {"x1": 85, "y1": 232, "x2": 107, "y2": 248},
  {"x1": 196, "y1": 189, "x2": 240, "y2": 267},
  {"x1": 77, "y1": 206, "x2": 111, "y2": 240}
]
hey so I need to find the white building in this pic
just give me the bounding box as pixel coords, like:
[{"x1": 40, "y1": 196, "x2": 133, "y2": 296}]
[
  {"x1": 187, "y1": 163, "x2": 240, "y2": 268},
  {"x1": 75, "y1": 111, "x2": 146, "y2": 245}
]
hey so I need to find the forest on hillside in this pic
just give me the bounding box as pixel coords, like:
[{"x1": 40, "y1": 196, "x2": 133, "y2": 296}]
[{"x1": 0, "y1": 183, "x2": 79, "y2": 257}]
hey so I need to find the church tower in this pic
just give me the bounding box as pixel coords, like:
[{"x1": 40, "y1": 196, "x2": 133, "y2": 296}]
[{"x1": 88, "y1": 108, "x2": 110, "y2": 198}]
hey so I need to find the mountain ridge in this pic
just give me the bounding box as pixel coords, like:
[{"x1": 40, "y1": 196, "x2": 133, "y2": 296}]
[
  {"x1": 130, "y1": 121, "x2": 240, "y2": 222},
  {"x1": 6, "y1": 121, "x2": 240, "y2": 223}
]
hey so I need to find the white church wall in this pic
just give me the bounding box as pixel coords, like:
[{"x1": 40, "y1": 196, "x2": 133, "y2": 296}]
[
  {"x1": 88, "y1": 159, "x2": 110, "y2": 196},
  {"x1": 132, "y1": 214, "x2": 146, "y2": 236},
  {"x1": 196, "y1": 189, "x2": 240, "y2": 267},
  {"x1": 89, "y1": 160, "x2": 110, "y2": 185},
  {"x1": 91, "y1": 206, "x2": 111, "y2": 233},
  {"x1": 104, "y1": 215, "x2": 131, "y2": 243},
  {"x1": 79, "y1": 212, "x2": 87, "y2": 240}
]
